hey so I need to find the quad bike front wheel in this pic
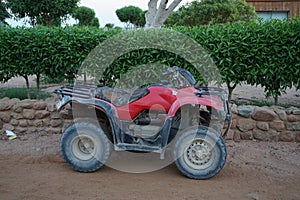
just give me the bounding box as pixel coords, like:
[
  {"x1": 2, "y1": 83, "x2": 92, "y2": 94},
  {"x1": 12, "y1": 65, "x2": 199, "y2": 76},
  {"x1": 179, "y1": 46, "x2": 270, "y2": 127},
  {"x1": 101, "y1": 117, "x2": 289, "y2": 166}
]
[
  {"x1": 173, "y1": 127, "x2": 226, "y2": 179},
  {"x1": 60, "y1": 121, "x2": 111, "y2": 172}
]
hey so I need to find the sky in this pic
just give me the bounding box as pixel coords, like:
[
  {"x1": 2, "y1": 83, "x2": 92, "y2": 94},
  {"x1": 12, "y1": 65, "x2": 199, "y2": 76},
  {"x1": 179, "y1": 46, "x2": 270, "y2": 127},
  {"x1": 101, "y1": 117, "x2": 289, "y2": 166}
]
[{"x1": 6, "y1": 0, "x2": 191, "y2": 28}]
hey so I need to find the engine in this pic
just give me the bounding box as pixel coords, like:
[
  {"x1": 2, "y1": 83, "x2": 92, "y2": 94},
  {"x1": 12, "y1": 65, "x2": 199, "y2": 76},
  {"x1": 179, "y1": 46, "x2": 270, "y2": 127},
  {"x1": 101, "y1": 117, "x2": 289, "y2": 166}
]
[{"x1": 127, "y1": 110, "x2": 167, "y2": 139}]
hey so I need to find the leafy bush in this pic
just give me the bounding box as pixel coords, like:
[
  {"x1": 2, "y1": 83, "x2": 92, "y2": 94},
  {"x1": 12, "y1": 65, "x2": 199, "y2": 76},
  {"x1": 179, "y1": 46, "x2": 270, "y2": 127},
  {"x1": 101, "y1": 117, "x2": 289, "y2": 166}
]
[{"x1": 0, "y1": 19, "x2": 299, "y2": 103}]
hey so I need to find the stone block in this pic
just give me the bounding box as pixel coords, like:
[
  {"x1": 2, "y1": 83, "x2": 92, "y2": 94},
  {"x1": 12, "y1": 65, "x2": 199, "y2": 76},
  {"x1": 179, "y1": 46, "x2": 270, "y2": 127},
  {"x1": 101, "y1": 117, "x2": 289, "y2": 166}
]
[
  {"x1": 33, "y1": 102, "x2": 47, "y2": 110},
  {"x1": 270, "y1": 120, "x2": 285, "y2": 132},
  {"x1": 3, "y1": 123, "x2": 14, "y2": 131},
  {"x1": 286, "y1": 122, "x2": 300, "y2": 131},
  {"x1": 19, "y1": 120, "x2": 28, "y2": 127},
  {"x1": 19, "y1": 100, "x2": 35, "y2": 109},
  {"x1": 0, "y1": 103, "x2": 13, "y2": 111},
  {"x1": 251, "y1": 107, "x2": 276, "y2": 121},
  {"x1": 237, "y1": 105, "x2": 253, "y2": 118},
  {"x1": 275, "y1": 110, "x2": 287, "y2": 121},
  {"x1": 293, "y1": 110, "x2": 300, "y2": 115},
  {"x1": 11, "y1": 113, "x2": 23, "y2": 120},
  {"x1": 237, "y1": 118, "x2": 256, "y2": 132},
  {"x1": 256, "y1": 122, "x2": 269, "y2": 131},
  {"x1": 287, "y1": 115, "x2": 298, "y2": 122},
  {"x1": 296, "y1": 133, "x2": 300, "y2": 143},
  {"x1": 0, "y1": 112, "x2": 11, "y2": 123},
  {"x1": 35, "y1": 110, "x2": 50, "y2": 119},
  {"x1": 47, "y1": 103, "x2": 56, "y2": 112},
  {"x1": 10, "y1": 119, "x2": 19, "y2": 126},
  {"x1": 14, "y1": 127, "x2": 27, "y2": 134},
  {"x1": 50, "y1": 120, "x2": 62, "y2": 127},
  {"x1": 253, "y1": 129, "x2": 278, "y2": 141},
  {"x1": 12, "y1": 104, "x2": 23, "y2": 113},
  {"x1": 279, "y1": 131, "x2": 295, "y2": 142},
  {"x1": 23, "y1": 109, "x2": 35, "y2": 119}
]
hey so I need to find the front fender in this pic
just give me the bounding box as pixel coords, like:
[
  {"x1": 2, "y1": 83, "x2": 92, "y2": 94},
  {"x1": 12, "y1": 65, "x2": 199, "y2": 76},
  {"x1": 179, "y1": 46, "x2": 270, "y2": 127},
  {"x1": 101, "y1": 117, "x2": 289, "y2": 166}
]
[{"x1": 167, "y1": 96, "x2": 223, "y2": 118}]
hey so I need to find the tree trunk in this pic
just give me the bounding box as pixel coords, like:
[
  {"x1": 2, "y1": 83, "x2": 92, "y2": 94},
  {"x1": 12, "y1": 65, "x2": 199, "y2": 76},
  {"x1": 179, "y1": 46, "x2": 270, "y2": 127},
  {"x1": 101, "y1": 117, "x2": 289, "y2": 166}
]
[
  {"x1": 145, "y1": 0, "x2": 183, "y2": 28},
  {"x1": 23, "y1": 75, "x2": 31, "y2": 99},
  {"x1": 36, "y1": 73, "x2": 40, "y2": 100},
  {"x1": 274, "y1": 94, "x2": 278, "y2": 105},
  {"x1": 227, "y1": 82, "x2": 237, "y2": 102}
]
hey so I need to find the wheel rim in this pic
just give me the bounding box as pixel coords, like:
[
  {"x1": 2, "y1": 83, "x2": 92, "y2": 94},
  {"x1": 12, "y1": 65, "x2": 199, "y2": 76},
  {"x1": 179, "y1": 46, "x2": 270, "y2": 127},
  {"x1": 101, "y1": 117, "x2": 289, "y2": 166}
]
[
  {"x1": 183, "y1": 139, "x2": 215, "y2": 170},
  {"x1": 71, "y1": 135, "x2": 97, "y2": 161}
]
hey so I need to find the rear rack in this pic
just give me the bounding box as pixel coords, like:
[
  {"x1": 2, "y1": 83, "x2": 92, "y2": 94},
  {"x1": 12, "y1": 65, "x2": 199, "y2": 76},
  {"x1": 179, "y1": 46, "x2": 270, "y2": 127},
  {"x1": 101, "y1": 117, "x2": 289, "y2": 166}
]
[{"x1": 54, "y1": 84, "x2": 98, "y2": 99}]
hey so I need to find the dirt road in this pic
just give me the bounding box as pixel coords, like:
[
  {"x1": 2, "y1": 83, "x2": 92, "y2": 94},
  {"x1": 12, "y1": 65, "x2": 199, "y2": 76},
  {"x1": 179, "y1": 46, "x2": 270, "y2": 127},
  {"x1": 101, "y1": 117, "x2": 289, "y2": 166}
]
[{"x1": 0, "y1": 134, "x2": 299, "y2": 200}]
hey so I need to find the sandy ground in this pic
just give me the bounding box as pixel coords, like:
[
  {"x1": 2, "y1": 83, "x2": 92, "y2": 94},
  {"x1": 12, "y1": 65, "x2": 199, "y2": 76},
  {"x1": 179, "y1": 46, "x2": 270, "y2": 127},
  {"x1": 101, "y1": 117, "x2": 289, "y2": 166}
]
[
  {"x1": 0, "y1": 134, "x2": 299, "y2": 200},
  {"x1": 1, "y1": 76, "x2": 300, "y2": 200}
]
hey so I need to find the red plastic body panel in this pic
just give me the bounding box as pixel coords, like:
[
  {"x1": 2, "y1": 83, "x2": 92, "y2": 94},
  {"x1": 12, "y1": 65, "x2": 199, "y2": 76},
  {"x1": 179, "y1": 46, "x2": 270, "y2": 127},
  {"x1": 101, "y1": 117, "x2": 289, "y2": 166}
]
[{"x1": 115, "y1": 86, "x2": 223, "y2": 121}]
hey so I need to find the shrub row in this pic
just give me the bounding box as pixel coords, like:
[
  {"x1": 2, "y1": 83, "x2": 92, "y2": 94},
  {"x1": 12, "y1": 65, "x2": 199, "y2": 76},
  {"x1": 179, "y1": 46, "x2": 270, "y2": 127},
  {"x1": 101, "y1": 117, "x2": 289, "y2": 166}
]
[{"x1": 0, "y1": 19, "x2": 299, "y2": 102}]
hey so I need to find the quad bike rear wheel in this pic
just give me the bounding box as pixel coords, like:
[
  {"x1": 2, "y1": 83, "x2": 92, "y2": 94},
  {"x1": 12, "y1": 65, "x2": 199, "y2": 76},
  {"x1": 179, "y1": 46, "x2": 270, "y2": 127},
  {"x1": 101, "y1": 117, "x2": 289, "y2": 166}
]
[
  {"x1": 173, "y1": 127, "x2": 226, "y2": 179},
  {"x1": 60, "y1": 121, "x2": 111, "y2": 172}
]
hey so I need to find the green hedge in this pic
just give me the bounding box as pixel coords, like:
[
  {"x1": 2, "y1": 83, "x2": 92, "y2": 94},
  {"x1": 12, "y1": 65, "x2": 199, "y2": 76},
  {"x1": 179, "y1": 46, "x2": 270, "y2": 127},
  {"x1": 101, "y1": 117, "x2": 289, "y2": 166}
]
[{"x1": 0, "y1": 19, "x2": 299, "y2": 102}]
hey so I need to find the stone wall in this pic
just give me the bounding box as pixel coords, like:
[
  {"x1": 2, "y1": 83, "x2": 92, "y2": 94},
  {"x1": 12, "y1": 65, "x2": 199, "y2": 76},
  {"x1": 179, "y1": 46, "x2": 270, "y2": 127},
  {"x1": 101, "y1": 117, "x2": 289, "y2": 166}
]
[
  {"x1": 228, "y1": 105, "x2": 300, "y2": 142},
  {"x1": 0, "y1": 97, "x2": 71, "y2": 138},
  {"x1": 0, "y1": 97, "x2": 299, "y2": 142}
]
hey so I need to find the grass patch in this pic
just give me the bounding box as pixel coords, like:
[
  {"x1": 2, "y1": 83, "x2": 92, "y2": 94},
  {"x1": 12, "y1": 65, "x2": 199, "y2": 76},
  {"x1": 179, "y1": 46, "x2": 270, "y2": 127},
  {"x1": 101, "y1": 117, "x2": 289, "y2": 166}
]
[
  {"x1": 0, "y1": 87, "x2": 52, "y2": 100},
  {"x1": 234, "y1": 98, "x2": 300, "y2": 108}
]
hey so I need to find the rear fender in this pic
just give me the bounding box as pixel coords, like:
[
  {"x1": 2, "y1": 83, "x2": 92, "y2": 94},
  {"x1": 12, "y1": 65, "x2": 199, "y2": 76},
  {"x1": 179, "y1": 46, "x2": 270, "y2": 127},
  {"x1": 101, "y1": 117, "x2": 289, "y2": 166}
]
[
  {"x1": 167, "y1": 96, "x2": 223, "y2": 118},
  {"x1": 56, "y1": 96, "x2": 120, "y2": 145}
]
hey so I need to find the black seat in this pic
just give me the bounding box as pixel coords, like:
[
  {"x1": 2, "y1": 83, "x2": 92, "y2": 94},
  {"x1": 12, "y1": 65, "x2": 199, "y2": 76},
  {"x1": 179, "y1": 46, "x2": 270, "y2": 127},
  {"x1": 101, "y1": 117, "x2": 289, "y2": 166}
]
[{"x1": 95, "y1": 86, "x2": 149, "y2": 107}]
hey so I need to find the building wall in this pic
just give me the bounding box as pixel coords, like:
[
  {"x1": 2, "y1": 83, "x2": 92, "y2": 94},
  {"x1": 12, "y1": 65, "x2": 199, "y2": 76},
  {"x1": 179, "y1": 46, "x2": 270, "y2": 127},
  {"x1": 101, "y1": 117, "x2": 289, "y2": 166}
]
[{"x1": 246, "y1": 0, "x2": 300, "y2": 18}]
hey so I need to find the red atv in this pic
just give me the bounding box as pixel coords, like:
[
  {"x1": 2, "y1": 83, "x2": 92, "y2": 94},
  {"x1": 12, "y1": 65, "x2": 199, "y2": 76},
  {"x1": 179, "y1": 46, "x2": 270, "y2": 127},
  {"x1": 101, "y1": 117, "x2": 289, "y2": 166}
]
[{"x1": 55, "y1": 66, "x2": 231, "y2": 179}]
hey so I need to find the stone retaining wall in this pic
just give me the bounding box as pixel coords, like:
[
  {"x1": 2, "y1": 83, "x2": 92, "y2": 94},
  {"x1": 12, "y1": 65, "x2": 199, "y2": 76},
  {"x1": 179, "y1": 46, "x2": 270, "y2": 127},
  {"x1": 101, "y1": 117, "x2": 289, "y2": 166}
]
[
  {"x1": 228, "y1": 105, "x2": 300, "y2": 142},
  {"x1": 0, "y1": 97, "x2": 299, "y2": 142}
]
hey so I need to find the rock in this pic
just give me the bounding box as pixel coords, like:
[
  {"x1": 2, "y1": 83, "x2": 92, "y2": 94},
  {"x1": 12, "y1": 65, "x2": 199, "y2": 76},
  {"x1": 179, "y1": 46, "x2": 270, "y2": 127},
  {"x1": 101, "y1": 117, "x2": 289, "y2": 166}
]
[
  {"x1": 286, "y1": 122, "x2": 300, "y2": 131},
  {"x1": 23, "y1": 109, "x2": 36, "y2": 119},
  {"x1": 10, "y1": 119, "x2": 19, "y2": 126},
  {"x1": 3, "y1": 123, "x2": 14, "y2": 131},
  {"x1": 275, "y1": 110, "x2": 287, "y2": 121},
  {"x1": 12, "y1": 104, "x2": 23, "y2": 113},
  {"x1": 251, "y1": 107, "x2": 276, "y2": 121},
  {"x1": 233, "y1": 131, "x2": 241, "y2": 142},
  {"x1": 296, "y1": 133, "x2": 300, "y2": 143},
  {"x1": 237, "y1": 119, "x2": 256, "y2": 132},
  {"x1": 270, "y1": 120, "x2": 285, "y2": 132},
  {"x1": 0, "y1": 112, "x2": 11, "y2": 123},
  {"x1": 33, "y1": 102, "x2": 47, "y2": 110},
  {"x1": 19, "y1": 100, "x2": 35, "y2": 109},
  {"x1": 231, "y1": 119, "x2": 237, "y2": 129},
  {"x1": 287, "y1": 115, "x2": 298, "y2": 122},
  {"x1": 256, "y1": 122, "x2": 269, "y2": 131},
  {"x1": 0, "y1": 120, "x2": 3, "y2": 129},
  {"x1": 293, "y1": 110, "x2": 300, "y2": 115},
  {"x1": 226, "y1": 129, "x2": 234, "y2": 140},
  {"x1": 47, "y1": 103, "x2": 56, "y2": 112},
  {"x1": 50, "y1": 113, "x2": 61, "y2": 120},
  {"x1": 253, "y1": 129, "x2": 279, "y2": 141},
  {"x1": 19, "y1": 120, "x2": 28, "y2": 127},
  {"x1": 35, "y1": 110, "x2": 50, "y2": 119},
  {"x1": 235, "y1": 129, "x2": 252, "y2": 140},
  {"x1": 50, "y1": 120, "x2": 62, "y2": 127},
  {"x1": 46, "y1": 127, "x2": 61, "y2": 134},
  {"x1": 286, "y1": 107, "x2": 299, "y2": 115},
  {"x1": 11, "y1": 113, "x2": 23, "y2": 120},
  {"x1": 279, "y1": 131, "x2": 295, "y2": 142},
  {"x1": 237, "y1": 105, "x2": 253, "y2": 118},
  {"x1": 0, "y1": 102, "x2": 13, "y2": 111},
  {"x1": 231, "y1": 104, "x2": 238, "y2": 114},
  {"x1": 14, "y1": 127, "x2": 27, "y2": 134},
  {"x1": 33, "y1": 120, "x2": 43, "y2": 127}
]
